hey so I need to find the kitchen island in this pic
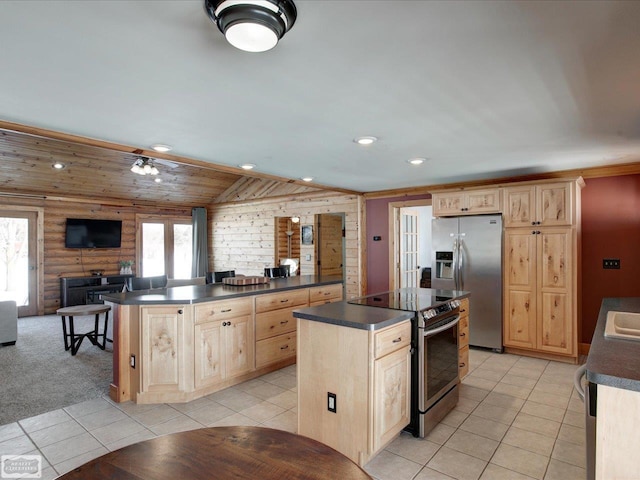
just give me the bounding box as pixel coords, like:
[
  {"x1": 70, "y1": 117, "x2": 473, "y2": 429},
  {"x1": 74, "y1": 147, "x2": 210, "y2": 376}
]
[
  {"x1": 586, "y1": 297, "x2": 640, "y2": 480},
  {"x1": 293, "y1": 288, "x2": 469, "y2": 466},
  {"x1": 101, "y1": 275, "x2": 343, "y2": 404}
]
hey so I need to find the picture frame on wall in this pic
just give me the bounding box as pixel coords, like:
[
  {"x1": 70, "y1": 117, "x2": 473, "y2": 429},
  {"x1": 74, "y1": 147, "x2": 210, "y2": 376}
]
[{"x1": 301, "y1": 225, "x2": 313, "y2": 245}]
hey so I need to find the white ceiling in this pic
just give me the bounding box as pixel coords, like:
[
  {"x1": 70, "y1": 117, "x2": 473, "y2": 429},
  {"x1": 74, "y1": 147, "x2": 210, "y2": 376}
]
[{"x1": 1, "y1": 0, "x2": 640, "y2": 192}]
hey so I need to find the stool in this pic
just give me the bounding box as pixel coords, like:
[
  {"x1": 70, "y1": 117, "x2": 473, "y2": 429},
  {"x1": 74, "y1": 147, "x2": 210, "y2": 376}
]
[{"x1": 56, "y1": 304, "x2": 111, "y2": 356}]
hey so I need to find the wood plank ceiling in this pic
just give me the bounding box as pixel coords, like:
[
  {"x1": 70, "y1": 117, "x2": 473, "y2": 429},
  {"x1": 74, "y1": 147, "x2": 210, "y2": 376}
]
[{"x1": 0, "y1": 127, "x2": 325, "y2": 207}]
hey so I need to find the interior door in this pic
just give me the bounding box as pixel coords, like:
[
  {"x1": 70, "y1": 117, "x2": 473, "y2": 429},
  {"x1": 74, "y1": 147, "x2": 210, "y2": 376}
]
[
  {"x1": 317, "y1": 214, "x2": 344, "y2": 277},
  {"x1": 0, "y1": 211, "x2": 38, "y2": 316},
  {"x1": 399, "y1": 209, "x2": 419, "y2": 288}
]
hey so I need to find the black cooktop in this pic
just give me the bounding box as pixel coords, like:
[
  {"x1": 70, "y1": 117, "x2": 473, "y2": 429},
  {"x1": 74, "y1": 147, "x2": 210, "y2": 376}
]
[{"x1": 348, "y1": 289, "x2": 454, "y2": 312}]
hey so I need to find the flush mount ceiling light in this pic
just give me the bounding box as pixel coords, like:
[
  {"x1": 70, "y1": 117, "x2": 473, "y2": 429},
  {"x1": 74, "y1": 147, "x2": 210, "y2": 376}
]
[
  {"x1": 204, "y1": 0, "x2": 297, "y2": 53},
  {"x1": 150, "y1": 144, "x2": 172, "y2": 153},
  {"x1": 131, "y1": 157, "x2": 159, "y2": 176},
  {"x1": 52, "y1": 162, "x2": 66, "y2": 170},
  {"x1": 407, "y1": 158, "x2": 426, "y2": 165},
  {"x1": 354, "y1": 136, "x2": 377, "y2": 146},
  {"x1": 301, "y1": 176, "x2": 313, "y2": 182},
  {"x1": 239, "y1": 163, "x2": 256, "y2": 170},
  {"x1": 291, "y1": 216, "x2": 300, "y2": 223}
]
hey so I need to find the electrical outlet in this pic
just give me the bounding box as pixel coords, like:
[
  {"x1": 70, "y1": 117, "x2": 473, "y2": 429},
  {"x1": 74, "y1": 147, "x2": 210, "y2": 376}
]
[
  {"x1": 130, "y1": 355, "x2": 136, "y2": 368},
  {"x1": 328, "y1": 392, "x2": 336, "y2": 413},
  {"x1": 305, "y1": 254, "x2": 311, "y2": 261},
  {"x1": 603, "y1": 258, "x2": 621, "y2": 269}
]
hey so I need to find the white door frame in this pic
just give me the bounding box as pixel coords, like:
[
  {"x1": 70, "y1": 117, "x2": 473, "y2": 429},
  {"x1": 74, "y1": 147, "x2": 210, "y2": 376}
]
[{"x1": 388, "y1": 199, "x2": 432, "y2": 291}]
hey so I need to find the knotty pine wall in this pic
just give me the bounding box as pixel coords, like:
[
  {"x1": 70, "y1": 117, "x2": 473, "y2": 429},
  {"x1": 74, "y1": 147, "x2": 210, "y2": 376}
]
[
  {"x1": 209, "y1": 192, "x2": 365, "y2": 299},
  {"x1": 1, "y1": 195, "x2": 190, "y2": 314}
]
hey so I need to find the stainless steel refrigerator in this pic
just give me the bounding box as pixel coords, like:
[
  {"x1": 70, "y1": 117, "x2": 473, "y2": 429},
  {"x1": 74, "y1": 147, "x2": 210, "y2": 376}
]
[{"x1": 431, "y1": 214, "x2": 503, "y2": 351}]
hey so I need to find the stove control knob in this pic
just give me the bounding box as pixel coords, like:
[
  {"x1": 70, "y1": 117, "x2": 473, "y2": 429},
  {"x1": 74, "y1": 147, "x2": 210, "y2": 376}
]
[
  {"x1": 423, "y1": 310, "x2": 435, "y2": 319},
  {"x1": 450, "y1": 300, "x2": 460, "y2": 309}
]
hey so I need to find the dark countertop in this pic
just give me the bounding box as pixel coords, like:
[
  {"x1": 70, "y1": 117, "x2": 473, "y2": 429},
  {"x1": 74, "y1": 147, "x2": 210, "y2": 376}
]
[
  {"x1": 586, "y1": 297, "x2": 640, "y2": 392},
  {"x1": 100, "y1": 275, "x2": 342, "y2": 305},
  {"x1": 293, "y1": 288, "x2": 469, "y2": 331}
]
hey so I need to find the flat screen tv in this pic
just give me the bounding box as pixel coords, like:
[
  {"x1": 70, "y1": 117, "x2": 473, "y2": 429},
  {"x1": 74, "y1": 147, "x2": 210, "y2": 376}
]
[{"x1": 65, "y1": 218, "x2": 122, "y2": 248}]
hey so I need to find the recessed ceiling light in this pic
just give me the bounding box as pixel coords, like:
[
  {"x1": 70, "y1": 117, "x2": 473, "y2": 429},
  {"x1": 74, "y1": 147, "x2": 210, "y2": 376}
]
[
  {"x1": 301, "y1": 177, "x2": 313, "y2": 182},
  {"x1": 154, "y1": 178, "x2": 163, "y2": 183},
  {"x1": 407, "y1": 158, "x2": 426, "y2": 165},
  {"x1": 354, "y1": 136, "x2": 378, "y2": 145},
  {"x1": 52, "y1": 162, "x2": 66, "y2": 170},
  {"x1": 151, "y1": 144, "x2": 172, "y2": 153},
  {"x1": 239, "y1": 163, "x2": 256, "y2": 170}
]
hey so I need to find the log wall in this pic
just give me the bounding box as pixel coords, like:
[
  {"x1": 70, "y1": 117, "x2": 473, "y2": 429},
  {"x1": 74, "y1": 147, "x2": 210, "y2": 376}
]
[
  {"x1": 1, "y1": 195, "x2": 190, "y2": 314},
  {"x1": 209, "y1": 192, "x2": 365, "y2": 299}
]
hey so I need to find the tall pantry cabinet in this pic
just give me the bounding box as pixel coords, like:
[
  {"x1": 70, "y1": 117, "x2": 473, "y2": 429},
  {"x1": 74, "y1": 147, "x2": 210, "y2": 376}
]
[{"x1": 502, "y1": 179, "x2": 584, "y2": 361}]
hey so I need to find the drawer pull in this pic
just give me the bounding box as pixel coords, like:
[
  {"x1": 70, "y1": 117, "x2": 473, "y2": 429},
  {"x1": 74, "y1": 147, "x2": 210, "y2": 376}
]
[
  {"x1": 392, "y1": 337, "x2": 402, "y2": 343},
  {"x1": 459, "y1": 362, "x2": 466, "y2": 368},
  {"x1": 324, "y1": 292, "x2": 331, "y2": 296},
  {"x1": 221, "y1": 308, "x2": 232, "y2": 313},
  {"x1": 280, "y1": 320, "x2": 289, "y2": 325},
  {"x1": 459, "y1": 332, "x2": 466, "y2": 337},
  {"x1": 178, "y1": 309, "x2": 183, "y2": 315},
  {"x1": 460, "y1": 309, "x2": 466, "y2": 313},
  {"x1": 280, "y1": 299, "x2": 289, "y2": 303},
  {"x1": 280, "y1": 345, "x2": 289, "y2": 350}
]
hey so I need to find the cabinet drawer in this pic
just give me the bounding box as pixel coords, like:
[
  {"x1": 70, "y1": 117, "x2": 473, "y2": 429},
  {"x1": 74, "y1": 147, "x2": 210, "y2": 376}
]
[
  {"x1": 374, "y1": 321, "x2": 411, "y2": 359},
  {"x1": 458, "y1": 315, "x2": 469, "y2": 349},
  {"x1": 309, "y1": 284, "x2": 343, "y2": 304},
  {"x1": 458, "y1": 298, "x2": 469, "y2": 317},
  {"x1": 255, "y1": 306, "x2": 297, "y2": 341},
  {"x1": 194, "y1": 298, "x2": 253, "y2": 325},
  {"x1": 255, "y1": 289, "x2": 309, "y2": 314},
  {"x1": 458, "y1": 344, "x2": 469, "y2": 379},
  {"x1": 256, "y1": 333, "x2": 296, "y2": 368}
]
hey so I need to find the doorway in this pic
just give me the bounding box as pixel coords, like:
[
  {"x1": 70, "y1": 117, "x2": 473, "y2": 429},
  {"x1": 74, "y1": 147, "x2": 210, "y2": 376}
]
[
  {"x1": 388, "y1": 200, "x2": 432, "y2": 291},
  {"x1": 316, "y1": 213, "x2": 345, "y2": 278},
  {"x1": 0, "y1": 208, "x2": 43, "y2": 316}
]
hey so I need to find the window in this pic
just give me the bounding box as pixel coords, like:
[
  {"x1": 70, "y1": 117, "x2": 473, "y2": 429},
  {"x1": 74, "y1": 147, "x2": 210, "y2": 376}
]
[{"x1": 137, "y1": 216, "x2": 192, "y2": 279}]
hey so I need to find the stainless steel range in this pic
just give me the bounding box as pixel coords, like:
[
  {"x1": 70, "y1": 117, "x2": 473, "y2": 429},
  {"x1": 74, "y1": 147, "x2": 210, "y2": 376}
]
[{"x1": 348, "y1": 288, "x2": 462, "y2": 437}]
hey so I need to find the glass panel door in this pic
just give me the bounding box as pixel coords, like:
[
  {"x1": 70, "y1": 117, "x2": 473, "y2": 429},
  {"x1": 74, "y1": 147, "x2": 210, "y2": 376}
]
[
  {"x1": 400, "y1": 209, "x2": 419, "y2": 288},
  {"x1": 142, "y1": 223, "x2": 165, "y2": 277},
  {"x1": 0, "y1": 211, "x2": 37, "y2": 316},
  {"x1": 173, "y1": 224, "x2": 193, "y2": 279}
]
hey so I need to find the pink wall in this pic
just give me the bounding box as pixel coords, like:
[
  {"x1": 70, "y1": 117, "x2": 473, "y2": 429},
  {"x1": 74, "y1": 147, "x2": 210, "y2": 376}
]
[
  {"x1": 364, "y1": 175, "x2": 640, "y2": 346},
  {"x1": 365, "y1": 195, "x2": 430, "y2": 294},
  {"x1": 581, "y1": 174, "x2": 640, "y2": 343}
]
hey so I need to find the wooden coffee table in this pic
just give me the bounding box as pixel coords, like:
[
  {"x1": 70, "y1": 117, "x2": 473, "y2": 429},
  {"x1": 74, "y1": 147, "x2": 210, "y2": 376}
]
[
  {"x1": 56, "y1": 426, "x2": 372, "y2": 479},
  {"x1": 56, "y1": 304, "x2": 111, "y2": 355}
]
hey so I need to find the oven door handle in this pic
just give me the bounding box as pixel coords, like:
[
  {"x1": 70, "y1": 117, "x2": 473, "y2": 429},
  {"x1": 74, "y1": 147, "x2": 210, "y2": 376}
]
[{"x1": 423, "y1": 315, "x2": 460, "y2": 337}]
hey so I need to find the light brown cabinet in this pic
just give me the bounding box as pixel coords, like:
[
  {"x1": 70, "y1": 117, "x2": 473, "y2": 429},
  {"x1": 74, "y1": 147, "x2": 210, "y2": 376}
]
[
  {"x1": 309, "y1": 283, "x2": 343, "y2": 306},
  {"x1": 503, "y1": 182, "x2": 573, "y2": 228},
  {"x1": 193, "y1": 298, "x2": 254, "y2": 389},
  {"x1": 298, "y1": 319, "x2": 411, "y2": 466},
  {"x1": 140, "y1": 305, "x2": 191, "y2": 398},
  {"x1": 432, "y1": 188, "x2": 501, "y2": 216},
  {"x1": 255, "y1": 289, "x2": 308, "y2": 368},
  {"x1": 504, "y1": 227, "x2": 574, "y2": 357},
  {"x1": 458, "y1": 298, "x2": 470, "y2": 379}
]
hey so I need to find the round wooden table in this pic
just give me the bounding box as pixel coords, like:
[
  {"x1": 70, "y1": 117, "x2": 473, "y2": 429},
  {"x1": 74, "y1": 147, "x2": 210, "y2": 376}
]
[
  {"x1": 56, "y1": 426, "x2": 372, "y2": 479},
  {"x1": 56, "y1": 304, "x2": 111, "y2": 355}
]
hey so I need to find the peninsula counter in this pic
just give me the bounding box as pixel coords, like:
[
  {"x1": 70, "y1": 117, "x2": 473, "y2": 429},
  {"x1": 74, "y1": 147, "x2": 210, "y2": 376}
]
[{"x1": 101, "y1": 275, "x2": 343, "y2": 404}]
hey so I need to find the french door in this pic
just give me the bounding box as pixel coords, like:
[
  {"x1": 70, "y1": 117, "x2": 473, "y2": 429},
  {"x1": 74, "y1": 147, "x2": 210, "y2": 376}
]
[
  {"x1": 137, "y1": 215, "x2": 193, "y2": 279},
  {"x1": 0, "y1": 210, "x2": 39, "y2": 316},
  {"x1": 399, "y1": 209, "x2": 419, "y2": 288}
]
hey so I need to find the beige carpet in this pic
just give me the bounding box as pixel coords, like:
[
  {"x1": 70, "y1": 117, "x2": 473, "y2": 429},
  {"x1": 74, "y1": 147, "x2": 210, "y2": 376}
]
[{"x1": 0, "y1": 314, "x2": 113, "y2": 426}]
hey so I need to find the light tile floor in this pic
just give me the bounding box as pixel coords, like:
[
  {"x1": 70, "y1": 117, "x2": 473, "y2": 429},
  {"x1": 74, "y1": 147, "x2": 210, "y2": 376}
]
[{"x1": 0, "y1": 351, "x2": 586, "y2": 480}]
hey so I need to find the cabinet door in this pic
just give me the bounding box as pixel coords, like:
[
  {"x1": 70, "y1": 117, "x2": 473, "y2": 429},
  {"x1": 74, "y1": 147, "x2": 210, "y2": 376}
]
[
  {"x1": 503, "y1": 186, "x2": 536, "y2": 228},
  {"x1": 373, "y1": 346, "x2": 411, "y2": 451},
  {"x1": 225, "y1": 314, "x2": 254, "y2": 378},
  {"x1": 537, "y1": 183, "x2": 572, "y2": 226},
  {"x1": 537, "y1": 228, "x2": 573, "y2": 355},
  {"x1": 503, "y1": 230, "x2": 537, "y2": 349},
  {"x1": 194, "y1": 320, "x2": 224, "y2": 388},
  {"x1": 141, "y1": 306, "x2": 186, "y2": 393},
  {"x1": 432, "y1": 192, "x2": 465, "y2": 216},
  {"x1": 466, "y1": 188, "x2": 501, "y2": 213}
]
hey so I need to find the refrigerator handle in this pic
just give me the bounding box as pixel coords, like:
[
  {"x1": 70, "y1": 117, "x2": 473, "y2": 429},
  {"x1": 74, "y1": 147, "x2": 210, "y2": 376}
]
[
  {"x1": 458, "y1": 238, "x2": 464, "y2": 290},
  {"x1": 452, "y1": 238, "x2": 459, "y2": 290}
]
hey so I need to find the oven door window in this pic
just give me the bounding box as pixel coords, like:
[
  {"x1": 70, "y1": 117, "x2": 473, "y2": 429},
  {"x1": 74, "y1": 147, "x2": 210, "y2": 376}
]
[{"x1": 424, "y1": 323, "x2": 459, "y2": 407}]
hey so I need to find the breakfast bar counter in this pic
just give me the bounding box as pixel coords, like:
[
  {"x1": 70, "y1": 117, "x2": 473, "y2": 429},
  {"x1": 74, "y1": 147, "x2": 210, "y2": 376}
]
[{"x1": 101, "y1": 275, "x2": 343, "y2": 405}]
